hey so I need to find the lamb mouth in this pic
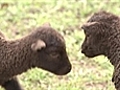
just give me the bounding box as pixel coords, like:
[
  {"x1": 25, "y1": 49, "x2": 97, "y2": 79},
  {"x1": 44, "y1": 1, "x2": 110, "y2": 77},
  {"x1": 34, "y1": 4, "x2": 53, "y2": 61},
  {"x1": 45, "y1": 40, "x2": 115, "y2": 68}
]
[
  {"x1": 82, "y1": 52, "x2": 96, "y2": 58},
  {"x1": 54, "y1": 65, "x2": 72, "y2": 75}
]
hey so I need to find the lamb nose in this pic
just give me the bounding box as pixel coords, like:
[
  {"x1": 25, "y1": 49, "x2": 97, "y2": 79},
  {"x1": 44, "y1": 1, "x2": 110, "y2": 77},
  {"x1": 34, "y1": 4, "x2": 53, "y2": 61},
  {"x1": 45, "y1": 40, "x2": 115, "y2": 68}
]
[
  {"x1": 68, "y1": 64, "x2": 72, "y2": 72},
  {"x1": 81, "y1": 45, "x2": 89, "y2": 53},
  {"x1": 81, "y1": 50, "x2": 84, "y2": 53},
  {"x1": 81, "y1": 50, "x2": 85, "y2": 53},
  {"x1": 81, "y1": 49, "x2": 85, "y2": 53}
]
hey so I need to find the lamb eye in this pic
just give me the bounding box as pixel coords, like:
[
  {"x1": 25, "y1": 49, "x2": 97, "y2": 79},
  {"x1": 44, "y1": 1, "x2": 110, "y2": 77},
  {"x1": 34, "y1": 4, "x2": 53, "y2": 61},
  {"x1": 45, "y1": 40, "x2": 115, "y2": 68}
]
[{"x1": 50, "y1": 52, "x2": 60, "y2": 58}]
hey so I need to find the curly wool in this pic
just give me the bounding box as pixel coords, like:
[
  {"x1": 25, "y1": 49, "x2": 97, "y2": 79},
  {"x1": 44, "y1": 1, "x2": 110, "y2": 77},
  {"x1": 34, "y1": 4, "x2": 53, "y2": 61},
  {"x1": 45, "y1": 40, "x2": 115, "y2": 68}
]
[
  {"x1": 81, "y1": 11, "x2": 120, "y2": 90},
  {"x1": 0, "y1": 24, "x2": 71, "y2": 90}
]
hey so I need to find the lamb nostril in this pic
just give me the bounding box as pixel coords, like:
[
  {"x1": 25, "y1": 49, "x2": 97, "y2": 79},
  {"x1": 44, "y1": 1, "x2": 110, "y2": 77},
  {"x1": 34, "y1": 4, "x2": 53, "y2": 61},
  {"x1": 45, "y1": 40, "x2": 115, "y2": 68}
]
[
  {"x1": 68, "y1": 65, "x2": 72, "y2": 71},
  {"x1": 81, "y1": 50, "x2": 84, "y2": 53},
  {"x1": 65, "y1": 65, "x2": 71, "y2": 74},
  {"x1": 81, "y1": 46, "x2": 87, "y2": 53},
  {"x1": 65, "y1": 64, "x2": 71, "y2": 72}
]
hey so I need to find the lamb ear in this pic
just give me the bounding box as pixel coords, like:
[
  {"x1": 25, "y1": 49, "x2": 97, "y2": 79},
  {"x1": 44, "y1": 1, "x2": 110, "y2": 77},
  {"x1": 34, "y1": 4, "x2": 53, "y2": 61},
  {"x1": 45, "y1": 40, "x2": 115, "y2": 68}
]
[
  {"x1": 81, "y1": 22, "x2": 99, "y2": 30},
  {"x1": 42, "y1": 23, "x2": 51, "y2": 27},
  {"x1": 31, "y1": 40, "x2": 46, "y2": 51}
]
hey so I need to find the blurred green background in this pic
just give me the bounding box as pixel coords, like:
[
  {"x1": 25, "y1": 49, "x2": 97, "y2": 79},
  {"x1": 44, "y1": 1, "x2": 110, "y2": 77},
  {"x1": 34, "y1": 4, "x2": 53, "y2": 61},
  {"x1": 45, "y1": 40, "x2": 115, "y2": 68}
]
[{"x1": 0, "y1": 0, "x2": 119, "y2": 90}]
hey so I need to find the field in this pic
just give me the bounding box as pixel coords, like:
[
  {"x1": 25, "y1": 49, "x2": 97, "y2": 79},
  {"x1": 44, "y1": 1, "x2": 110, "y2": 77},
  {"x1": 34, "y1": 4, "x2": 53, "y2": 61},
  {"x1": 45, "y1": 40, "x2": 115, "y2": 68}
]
[{"x1": 0, "y1": 0, "x2": 119, "y2": 90}]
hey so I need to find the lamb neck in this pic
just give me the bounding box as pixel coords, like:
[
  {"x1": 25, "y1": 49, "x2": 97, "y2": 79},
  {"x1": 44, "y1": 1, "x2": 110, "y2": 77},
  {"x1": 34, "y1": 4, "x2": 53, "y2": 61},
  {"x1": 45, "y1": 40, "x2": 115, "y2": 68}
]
[{"x1": 0, "y1": 37, "x2": 34, "y2": 78}]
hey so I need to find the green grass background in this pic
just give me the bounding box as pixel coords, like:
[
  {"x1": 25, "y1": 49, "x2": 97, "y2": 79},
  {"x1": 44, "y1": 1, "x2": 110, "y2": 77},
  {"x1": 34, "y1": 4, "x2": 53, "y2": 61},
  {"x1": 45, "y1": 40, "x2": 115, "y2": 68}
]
[{"x1": 0, "y1": 0, "x2": 119, "y2": 90}]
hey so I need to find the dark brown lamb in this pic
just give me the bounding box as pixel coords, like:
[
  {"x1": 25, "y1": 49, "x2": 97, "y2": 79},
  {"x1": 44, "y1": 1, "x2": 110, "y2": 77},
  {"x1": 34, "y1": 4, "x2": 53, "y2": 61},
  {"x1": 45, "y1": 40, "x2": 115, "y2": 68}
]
[
  {"x1": 0, "y1": 23, "x2": 71, "y2": 90},
  {"x1": 81, "y1": 11, "x2": 120, "y2": 90}
]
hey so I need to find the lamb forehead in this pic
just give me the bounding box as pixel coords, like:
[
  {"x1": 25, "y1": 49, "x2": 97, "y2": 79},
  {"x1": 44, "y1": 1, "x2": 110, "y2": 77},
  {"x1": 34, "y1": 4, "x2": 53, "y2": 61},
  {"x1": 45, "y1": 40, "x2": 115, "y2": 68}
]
[
  {"x1": 36, "y1": 26, "x2": 65, "y2": 46},
  {"x1": 47, "y1": 28, "x2": 65, "y2": 46},
  {"x1": 88, "y1": 11, "x2": 118, "y2": 23}
]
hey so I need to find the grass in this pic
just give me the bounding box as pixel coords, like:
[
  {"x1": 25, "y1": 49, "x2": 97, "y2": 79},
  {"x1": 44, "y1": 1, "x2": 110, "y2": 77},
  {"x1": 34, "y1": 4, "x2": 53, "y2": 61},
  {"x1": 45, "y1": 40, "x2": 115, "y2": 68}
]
[{"x1": 0, "y1": 0, "x2": 119, "y2": 90}]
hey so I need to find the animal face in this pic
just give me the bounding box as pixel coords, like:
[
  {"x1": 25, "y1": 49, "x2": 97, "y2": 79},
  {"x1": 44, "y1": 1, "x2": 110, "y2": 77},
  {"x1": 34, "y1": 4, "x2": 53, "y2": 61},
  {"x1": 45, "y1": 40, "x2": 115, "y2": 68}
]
[
  {"x1": 36, "y1": 45, "x2": 71, "y2": 75},
  {"x1": 81, "y1": 11, "x2": 118, "y2": 58},
  {"x1": 81, "y1": 21, "x2": 110, "y2": 58},
  {"x1": 31, "y1": 25, "x2": 71, "y2": 75}
]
